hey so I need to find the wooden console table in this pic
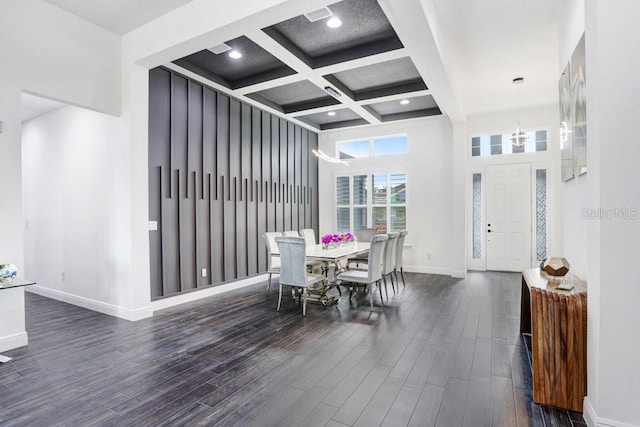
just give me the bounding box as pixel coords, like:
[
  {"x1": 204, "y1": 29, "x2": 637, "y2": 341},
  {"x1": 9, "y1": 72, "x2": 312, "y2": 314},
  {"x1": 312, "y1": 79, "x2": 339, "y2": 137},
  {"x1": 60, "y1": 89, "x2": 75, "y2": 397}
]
[{"x1": 520, "y1": 268, "x2": 587, "y2": 412}]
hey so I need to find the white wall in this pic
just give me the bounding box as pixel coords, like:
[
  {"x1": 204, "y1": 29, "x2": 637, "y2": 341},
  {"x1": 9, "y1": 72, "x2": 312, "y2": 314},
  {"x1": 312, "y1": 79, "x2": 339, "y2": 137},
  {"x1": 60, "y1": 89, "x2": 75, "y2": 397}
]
[
  {"x1": 581, "y1": 1, "x2": 640, "y2": 425},
  {"x1": 0, "y1": 1, "x2": 121, "y2": 115},
  {"x1": 559, "y1": 0, "x2": 588, "y2": 280},
  {"x1": 0, "y1": 0, "x2": 120, "y2": 292},
  {"x1": 22, "y1": 106, "x2": 149, "y2": 319},
  {"x1": 318, "y1": 116, "x2": 456, "y2": 276},
  {"x1": 0, "y1": 82, "x2": 24, "y2": 278}
]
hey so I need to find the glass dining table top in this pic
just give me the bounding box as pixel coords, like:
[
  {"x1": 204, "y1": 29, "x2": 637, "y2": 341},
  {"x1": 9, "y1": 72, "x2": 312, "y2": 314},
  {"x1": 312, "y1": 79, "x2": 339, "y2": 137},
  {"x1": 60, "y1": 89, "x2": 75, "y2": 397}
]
[
  {"x1": 273, "y1": 242, "x2": 370, "y2": 261},
  {"x1": 0, "y1": 278, "x2": 36, "y2": 290}
]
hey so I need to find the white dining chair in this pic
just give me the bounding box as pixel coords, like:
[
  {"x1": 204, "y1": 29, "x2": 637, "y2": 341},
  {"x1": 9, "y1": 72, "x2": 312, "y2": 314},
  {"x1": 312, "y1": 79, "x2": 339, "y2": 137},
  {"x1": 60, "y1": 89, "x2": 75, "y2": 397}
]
[
  {"x1": 382, "y1": 232, "x2": 399, "y2": 298},
  {"x1": 394, "y1": 230, "x2": 408, "y2": 287},
  {"x1": 262, "y1": 231, "x2": 282, "y2": 294},
  {"x1": 346, "y1": 227, "x2": 377, "y2": 270},
  {"x1": 299, "y1": 228, "x2": 328, "y2": 275},
  {"x1": 335, "y1": 234, "x2": 388, "y2": 311},
  {"x1": 275, "y1": 236, "x2": 325, "y2": 316}
]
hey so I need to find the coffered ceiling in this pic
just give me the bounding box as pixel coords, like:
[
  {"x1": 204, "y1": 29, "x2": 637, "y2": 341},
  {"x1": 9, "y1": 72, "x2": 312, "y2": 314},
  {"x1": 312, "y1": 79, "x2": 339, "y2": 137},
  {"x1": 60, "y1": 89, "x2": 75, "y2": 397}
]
[
  {"x1": 44, "y1": 0, "x2": 563, "y2": 131},
  {"x1": 171, "y1": 0, "x2": 439, "y2": 131}
]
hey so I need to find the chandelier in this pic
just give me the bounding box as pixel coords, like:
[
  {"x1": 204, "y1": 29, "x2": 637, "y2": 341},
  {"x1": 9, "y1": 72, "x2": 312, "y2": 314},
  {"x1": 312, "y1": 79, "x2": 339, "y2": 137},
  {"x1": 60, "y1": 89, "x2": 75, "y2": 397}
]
[{"x1": 510, "y1": 77, "x2": 528, "y2": 147}]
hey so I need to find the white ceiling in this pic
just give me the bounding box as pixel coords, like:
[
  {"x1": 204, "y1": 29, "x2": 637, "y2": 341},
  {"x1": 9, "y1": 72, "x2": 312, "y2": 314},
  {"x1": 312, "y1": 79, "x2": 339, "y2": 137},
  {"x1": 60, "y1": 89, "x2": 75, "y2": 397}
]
[
  {"x1": 21, "y1": 93, "x2": 66, "y2": 122},
  {"x1": 430, "y1": 0, "x2": 561, "y2": 116},
  {"x1": 45, "y1": 0, "x2": 196, "y2": 35},
  {"x1": 42, "y1": 0, "x2": 563, "y2": 118}
]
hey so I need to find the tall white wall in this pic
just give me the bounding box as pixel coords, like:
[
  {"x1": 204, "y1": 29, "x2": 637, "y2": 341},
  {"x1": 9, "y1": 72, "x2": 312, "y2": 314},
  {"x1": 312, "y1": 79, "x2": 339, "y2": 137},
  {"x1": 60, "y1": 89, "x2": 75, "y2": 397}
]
[
  {"x1": 318, "y1": 116, "x2": 456, "y2": 276},
  {"x1": 0, "y1": 0, "x2": 121, "y2": 288},
  {"x1": 559, "y1": 0, "x2": 588, "y2": 280},
  {"x1": 0, "y1": 0, "x2": 121, "y2": 115},
  {"x1": 22, "y1": 106, "x2": 147, "y2": 319},
  {"x1": 582, "y1": 1, "x2": 640, "y2": 425}
]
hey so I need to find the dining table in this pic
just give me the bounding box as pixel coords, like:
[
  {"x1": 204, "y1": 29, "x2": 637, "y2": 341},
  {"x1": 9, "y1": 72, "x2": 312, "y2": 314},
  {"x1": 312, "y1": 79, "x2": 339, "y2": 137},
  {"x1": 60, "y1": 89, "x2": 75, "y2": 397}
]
[{"x1": 272, "y1": 241, "x2": 371, "y2": 305}]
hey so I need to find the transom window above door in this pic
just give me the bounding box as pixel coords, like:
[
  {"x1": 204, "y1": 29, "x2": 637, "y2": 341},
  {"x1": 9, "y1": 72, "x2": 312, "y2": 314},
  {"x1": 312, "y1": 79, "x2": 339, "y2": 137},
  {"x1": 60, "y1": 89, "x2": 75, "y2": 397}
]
[{"x1": 471, "y1": 130, "x2": 547, "y2": 157}]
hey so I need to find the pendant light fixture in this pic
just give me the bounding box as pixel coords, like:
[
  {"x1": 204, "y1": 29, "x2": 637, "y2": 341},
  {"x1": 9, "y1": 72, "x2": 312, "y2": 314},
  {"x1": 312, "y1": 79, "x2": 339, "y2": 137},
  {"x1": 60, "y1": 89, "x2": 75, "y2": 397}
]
[
  {"x1": 510, "y1": 77, "x2": 528, "y2": 147},
  {"x1": 313, "y1": 108, "x2": 349, "y2": 165}
]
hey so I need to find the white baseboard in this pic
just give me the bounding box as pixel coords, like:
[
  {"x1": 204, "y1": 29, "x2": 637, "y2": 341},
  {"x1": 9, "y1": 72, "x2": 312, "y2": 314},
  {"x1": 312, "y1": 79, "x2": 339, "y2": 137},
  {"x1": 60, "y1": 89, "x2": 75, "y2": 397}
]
[
  {"x1": 152, "y1": 274, "x2": 269, "y2": 312},
  {"x1": 583, "y1": 397, "x2": 637, "y2": 427},
  {"x1": 27, "y1": 286, "x2": 153, "y2": 321},
  {"x1": 451, "y1": 269, "x2": 467, "y2": 278},
  {"x1": 0, "y1": 332, "x2": 28, "y2": 353},
  {"x1": 405, "y1": 265, "x2": 461, "y2": 277}
]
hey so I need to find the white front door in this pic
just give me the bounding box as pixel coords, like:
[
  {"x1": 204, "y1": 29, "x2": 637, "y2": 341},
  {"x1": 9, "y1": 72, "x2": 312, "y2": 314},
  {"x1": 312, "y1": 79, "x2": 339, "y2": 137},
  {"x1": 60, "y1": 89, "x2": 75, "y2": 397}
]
[{"x1": 486, "y1": 163, "x2": 532, "y2": 271}]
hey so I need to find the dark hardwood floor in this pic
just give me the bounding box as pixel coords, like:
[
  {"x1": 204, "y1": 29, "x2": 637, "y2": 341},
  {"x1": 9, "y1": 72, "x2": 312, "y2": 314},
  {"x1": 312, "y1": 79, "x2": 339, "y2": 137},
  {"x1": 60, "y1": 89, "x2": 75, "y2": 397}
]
[{"x1": 0, "y1": 272, "x2": 586, "y2": 426}]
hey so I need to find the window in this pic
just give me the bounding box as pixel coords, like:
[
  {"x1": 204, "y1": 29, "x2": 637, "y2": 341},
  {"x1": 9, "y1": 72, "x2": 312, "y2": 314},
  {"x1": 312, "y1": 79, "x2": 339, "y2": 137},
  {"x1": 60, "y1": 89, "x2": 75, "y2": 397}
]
[
  {"x1": 471, "y1": 130, "x2": 547, "y2": 157},
  {"x1": 339, "y1": 140, "x2": 370, "y2": 160},
  {"x1": 472, "y1": 173, "x2": 482, "y2": 259},
  {"x1": 535, "y1": 169, "x2": 548, "y2": 261},
  {"x1": 336, "y1": 173, "x2": 407, "y2": 233},
  {"x1": 338, "y1": 134, "x2": 407, "y2": 160}
]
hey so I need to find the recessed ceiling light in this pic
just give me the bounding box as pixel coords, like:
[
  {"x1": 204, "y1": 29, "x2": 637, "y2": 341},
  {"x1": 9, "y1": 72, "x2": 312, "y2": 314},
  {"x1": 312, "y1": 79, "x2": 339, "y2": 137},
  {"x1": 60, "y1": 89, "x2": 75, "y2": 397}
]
[
  {"x1": 328, "y1": 111, "x2": 336, "y2": 116},
  {"x1": 228, "y1": 50, "x2": 242, "y2": 59},
  {"x1": 400, "y1": 99, "x2": 410, "y2": 105},
  {"x1": 326, "y1": 16, "x2": 342, "y2": 28}
]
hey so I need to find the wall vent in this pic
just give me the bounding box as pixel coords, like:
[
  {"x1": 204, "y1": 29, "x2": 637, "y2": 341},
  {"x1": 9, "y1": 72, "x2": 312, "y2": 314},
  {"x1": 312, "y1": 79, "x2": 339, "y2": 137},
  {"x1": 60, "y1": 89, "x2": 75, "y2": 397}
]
[
  {"x1": 304, "y1": 7, "x2": 333, "y2": 22},
  {"x1": 208, "y1": 43, "x2": 232, "y2": 55}
]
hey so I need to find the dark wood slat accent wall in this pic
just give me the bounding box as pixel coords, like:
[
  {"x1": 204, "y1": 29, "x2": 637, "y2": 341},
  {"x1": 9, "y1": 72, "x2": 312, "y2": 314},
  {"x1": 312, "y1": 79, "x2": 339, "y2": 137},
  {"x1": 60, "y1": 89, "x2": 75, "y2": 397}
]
[{"x1": 148, "y1": 67, "x2": 319, "y2": 300}]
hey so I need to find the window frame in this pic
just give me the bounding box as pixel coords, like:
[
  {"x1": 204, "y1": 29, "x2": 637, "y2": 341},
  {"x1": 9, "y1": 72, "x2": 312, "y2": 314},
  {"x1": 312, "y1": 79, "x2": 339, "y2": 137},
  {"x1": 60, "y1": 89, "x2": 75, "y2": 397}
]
[
  {"x1": 336, "y1": 133, "x2": 408, "y2": 160},
  {"x1": 335, "y1": 171, "x2": 408, "y2": 234},
  {"x1": 470, "y1": 129, "x2": 548, "y2": 158}
]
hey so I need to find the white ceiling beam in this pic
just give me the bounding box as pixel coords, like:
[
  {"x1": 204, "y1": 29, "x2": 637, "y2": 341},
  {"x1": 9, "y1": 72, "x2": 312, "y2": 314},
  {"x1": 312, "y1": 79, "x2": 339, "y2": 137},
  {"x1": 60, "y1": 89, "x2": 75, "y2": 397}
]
[
  {"x1": 378, "y1": 0, "x2": 465, "y2": 123},
  {"x1": 246, "y1": 30, "x2": 382, "y2": 125},
  {"x1": 234, "y1": 73, "x2": 307, "y2": 96},
  {"x1": 288, "y1": 104, "x2": 347, "y2": 118},
  {"x1": 314, "y1": 48, "x2": 409, "y2": 76},
  {"x1": 353, "y1": 89, "x2": 432, "y2": 106}
]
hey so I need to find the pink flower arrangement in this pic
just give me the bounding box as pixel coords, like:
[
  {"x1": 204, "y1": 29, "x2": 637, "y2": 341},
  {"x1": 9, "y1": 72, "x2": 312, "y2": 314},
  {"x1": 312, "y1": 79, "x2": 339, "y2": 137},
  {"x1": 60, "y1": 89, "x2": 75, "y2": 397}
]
[{"x1": 321, "y1": 232, "x2": 355, "y2": 248}]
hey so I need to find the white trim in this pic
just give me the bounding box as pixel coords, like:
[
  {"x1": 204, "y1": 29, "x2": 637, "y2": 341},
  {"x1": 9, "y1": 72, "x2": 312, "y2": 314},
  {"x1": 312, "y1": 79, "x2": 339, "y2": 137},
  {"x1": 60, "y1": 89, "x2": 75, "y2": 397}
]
[
  {"x1": 451, "y1": 269, "x2": 466, "y2": 278},
  {"x1": 583, "y1": 397, "x2": 636, "y2": 427},
  {"x1": 405, "y1": 265, "x2": 456, "y2": 277},
  {"x1": 0, "y1": 332, "x2": 28, "y2": 353},
  {"x1": 467, "y1": 168, "x2": 485, "y2": 270},
  {"x1": 27, "y1": 286, "x2": 153, "y2": 321},
  {"x1": 151, "y1": 274, "x2": 269, "y2": 312},
  {"x1": 335, "y1": 133, "x2": 409, "y2": 159}
]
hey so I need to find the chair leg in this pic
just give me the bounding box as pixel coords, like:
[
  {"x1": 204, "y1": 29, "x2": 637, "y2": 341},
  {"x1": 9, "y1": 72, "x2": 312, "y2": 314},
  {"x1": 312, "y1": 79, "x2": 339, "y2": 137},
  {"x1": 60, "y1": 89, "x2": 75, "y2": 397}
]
[
  {"x1": 382, "y1": 275, "x2": 389, "y2": 301},
  {"x1": 378, "y1": 280, "x2": 384, "y2": 305},
  {"x1": 302, "y1": 288, "x2": 307, "y2": 316},
  {"x1": 390, "y1": 272, "x2": 395, "y2": 294},
  {"x1": 401, "y1": 268, "x2": 406, "y2": 287},
  {"x1": 370, "y1": 283, "x2": 374, "y2": 311},
  {"x1": 277, "y1": 284, "x2": 283, "y2": 311},
  {"x1": 266, "y1": 273, "x2": 272, "y2": 294}
]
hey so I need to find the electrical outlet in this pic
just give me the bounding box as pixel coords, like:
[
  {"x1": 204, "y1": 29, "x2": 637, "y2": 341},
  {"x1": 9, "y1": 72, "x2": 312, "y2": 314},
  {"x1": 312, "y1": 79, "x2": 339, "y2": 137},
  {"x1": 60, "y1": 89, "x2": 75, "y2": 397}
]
[
  {"x1": 148, "y1": 221, "x2": 158, "y2": 231},
  {"x1": 201, "y1": 268, "x2": 207, "y2": 277}
]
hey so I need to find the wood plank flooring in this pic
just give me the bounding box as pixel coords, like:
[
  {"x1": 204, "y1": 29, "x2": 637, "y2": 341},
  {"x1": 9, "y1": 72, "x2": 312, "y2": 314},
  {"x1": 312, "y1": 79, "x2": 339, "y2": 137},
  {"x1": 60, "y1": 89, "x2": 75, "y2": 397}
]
[{"x1": 0, "y1": 272, "x2": 587, "y2": 426}]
